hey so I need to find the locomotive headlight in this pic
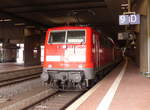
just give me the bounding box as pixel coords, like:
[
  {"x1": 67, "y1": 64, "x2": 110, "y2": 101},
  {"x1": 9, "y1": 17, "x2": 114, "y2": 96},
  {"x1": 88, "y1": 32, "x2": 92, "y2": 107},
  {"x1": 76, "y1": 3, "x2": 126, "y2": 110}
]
[
  {"x1": 48, "y1": 64, "x2": 52, "y2": 68},
  {"x1": 78, "y1": 64, "x2": 83, "y2": 68}
]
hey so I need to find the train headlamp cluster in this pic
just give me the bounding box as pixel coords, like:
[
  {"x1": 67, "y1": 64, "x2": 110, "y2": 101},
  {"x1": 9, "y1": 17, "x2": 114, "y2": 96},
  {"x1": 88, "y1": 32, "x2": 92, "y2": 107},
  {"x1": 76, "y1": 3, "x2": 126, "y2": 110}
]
[
  {"x1": 48, "y1": 64, "x2": 52, "y2": 68},
  {"x1": 78, "y1": 64, "x2": 83, "y2": 68}
]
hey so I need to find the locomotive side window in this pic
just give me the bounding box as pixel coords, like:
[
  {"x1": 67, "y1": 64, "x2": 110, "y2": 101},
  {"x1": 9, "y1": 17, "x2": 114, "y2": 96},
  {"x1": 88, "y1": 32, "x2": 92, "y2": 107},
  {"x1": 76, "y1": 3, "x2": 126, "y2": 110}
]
[
  {"x1": 67, "y1": 30, "x2": 85, "y2": 43},
  {"x1": 107, "y1": 40, "x2": 113, "y2": 48},
  {"x1": 100, "y1": 36, "x2": 106, "y2": 47},
  {"x1": 48, "y1": 31, "x2": 66, "y2": 43},
  {"x1": 100, "y1": 35, "x2": 113, "y2": 48}
]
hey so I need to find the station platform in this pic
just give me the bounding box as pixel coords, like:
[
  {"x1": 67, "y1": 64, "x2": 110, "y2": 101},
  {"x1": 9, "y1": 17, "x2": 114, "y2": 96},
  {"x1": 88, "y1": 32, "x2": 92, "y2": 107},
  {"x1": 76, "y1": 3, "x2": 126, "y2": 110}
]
[
  {"x1": 66, "y1": 58, "x2": 150, "y2": 110},
  {"x1": 0, "y1": 62, "x2": 42, "y2": 82}
]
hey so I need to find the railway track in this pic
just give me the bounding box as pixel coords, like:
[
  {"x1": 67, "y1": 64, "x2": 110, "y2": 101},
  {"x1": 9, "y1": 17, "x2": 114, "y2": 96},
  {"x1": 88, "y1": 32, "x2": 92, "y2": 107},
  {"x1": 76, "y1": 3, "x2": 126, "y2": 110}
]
[
  {"x1": 24, "y1": 91, "x2": 83, "y2": 110},
  {"x1": 0, "y1": 88, "x2": 83, "y2": 110},
  {"x1": 0, "y1": 72, "x2": 43, "y2": 106},
  {"x1": 0, "y1": 66, "x2": 42, "y2": 83},
  {"x1": 0, "y1": 73, "x2": 41, "y2": 87},
  {"x1": 0, "y1": 67, "x2": 84, "y2": 110},
  {"x1": 0, "y1": 70, "x2": 84, "y2": 110}
]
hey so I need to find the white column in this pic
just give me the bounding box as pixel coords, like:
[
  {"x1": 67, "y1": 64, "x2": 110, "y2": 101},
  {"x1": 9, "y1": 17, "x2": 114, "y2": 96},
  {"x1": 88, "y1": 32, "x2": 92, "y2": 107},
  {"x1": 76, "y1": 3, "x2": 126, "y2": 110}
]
[{"x1": 141, "y1": 0, "x2": 150, "y2": 77}]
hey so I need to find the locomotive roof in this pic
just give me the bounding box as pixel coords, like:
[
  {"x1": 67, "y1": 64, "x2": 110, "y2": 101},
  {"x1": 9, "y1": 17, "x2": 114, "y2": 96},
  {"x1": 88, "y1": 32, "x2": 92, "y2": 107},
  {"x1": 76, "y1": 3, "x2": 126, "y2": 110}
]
[{"x1": 47, "y1": 26, "x2": 92, "y2": 31}]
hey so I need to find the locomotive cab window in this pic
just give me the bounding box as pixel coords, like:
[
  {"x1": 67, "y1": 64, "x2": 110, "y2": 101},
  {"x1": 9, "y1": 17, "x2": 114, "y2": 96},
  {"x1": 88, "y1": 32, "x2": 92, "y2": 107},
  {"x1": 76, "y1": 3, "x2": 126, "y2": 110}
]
[
  {"x1": 48, "y1": 31, "x2": 66, "y2": 43},
  {"x1": 67, "y1": 30, "x2": 85, "y2": 43},
  {"x1": 48, "y1": 30, "x2": 85, "y2": 44}
]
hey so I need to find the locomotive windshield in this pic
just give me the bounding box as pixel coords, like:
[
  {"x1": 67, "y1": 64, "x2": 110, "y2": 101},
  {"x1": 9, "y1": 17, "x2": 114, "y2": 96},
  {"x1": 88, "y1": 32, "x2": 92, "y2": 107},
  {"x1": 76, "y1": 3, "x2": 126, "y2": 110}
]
[
  {"x1": 48, "y1": 31, "x2": 66, "y2": 43},
  {"x1": 48, "y1": 30, "x2": 85, "y2": 44}
]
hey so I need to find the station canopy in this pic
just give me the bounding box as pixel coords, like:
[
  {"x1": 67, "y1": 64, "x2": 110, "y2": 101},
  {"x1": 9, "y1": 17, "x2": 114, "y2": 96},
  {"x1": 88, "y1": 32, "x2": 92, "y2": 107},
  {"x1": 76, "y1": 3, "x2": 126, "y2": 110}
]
[{"x1": 0, "y1": 0, "x2": 136, "y2": 28}]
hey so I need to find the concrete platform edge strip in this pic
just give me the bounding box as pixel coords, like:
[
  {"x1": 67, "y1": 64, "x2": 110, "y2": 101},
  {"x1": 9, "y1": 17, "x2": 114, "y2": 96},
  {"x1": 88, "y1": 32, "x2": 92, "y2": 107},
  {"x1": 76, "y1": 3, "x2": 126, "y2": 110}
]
[
  {"x1": 96, "y1": 58, "x2": 128, "y2": 110},
  {"x1": 66, "y1": 59, "x2": 127, "y2": 110},
  {"x1": 1, "y1": 89, "x2": 56, "y2": 110}
]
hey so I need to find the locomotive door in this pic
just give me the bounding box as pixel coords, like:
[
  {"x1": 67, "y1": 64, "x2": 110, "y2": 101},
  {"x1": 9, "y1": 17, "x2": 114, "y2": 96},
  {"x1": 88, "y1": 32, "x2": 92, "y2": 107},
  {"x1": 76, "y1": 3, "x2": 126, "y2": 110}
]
[
  {"x1": 93, "y1": 33, "x2": 99, "y2": 71},
  {"x1": 99, "y1": 35, "x2": 106, "y2": 67}
]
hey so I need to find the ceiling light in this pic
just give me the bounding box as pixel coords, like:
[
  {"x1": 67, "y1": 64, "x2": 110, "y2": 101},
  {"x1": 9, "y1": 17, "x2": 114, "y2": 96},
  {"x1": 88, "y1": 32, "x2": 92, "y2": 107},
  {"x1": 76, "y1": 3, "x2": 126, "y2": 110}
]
[
  {"x1": 0, "y1": 18, "x2": 12, "y2": 22},
  {"x1": 14, "y1": 23, "x2": 25, "y2": 26},
  {"x1": 25, "y1": 26, "x2": 35, "y2": 28}
]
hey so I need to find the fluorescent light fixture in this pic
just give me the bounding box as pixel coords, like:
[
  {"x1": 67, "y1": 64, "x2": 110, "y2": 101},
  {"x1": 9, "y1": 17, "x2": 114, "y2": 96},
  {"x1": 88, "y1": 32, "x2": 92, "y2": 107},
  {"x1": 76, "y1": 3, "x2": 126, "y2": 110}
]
[
  {"x1": 14, "y1": 23, "x2": 25, "y2": 26},
  {"x1": 25, "y1": 26, "x2": 35, "y2": 28},
  {"x1": 0, "y1": 18, "x2": 12, "y2": 22}
]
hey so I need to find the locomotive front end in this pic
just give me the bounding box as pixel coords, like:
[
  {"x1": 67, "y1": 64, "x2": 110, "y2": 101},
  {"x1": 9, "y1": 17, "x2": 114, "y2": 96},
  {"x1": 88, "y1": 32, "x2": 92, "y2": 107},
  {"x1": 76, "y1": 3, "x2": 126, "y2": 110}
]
[{"x1": 41, "y1": 27, "x2": 94, "y2": 90}]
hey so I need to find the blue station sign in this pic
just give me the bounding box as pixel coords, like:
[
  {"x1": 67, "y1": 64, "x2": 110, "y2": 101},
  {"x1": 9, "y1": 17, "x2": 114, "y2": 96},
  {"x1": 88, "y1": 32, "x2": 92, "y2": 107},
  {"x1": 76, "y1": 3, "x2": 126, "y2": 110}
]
[{"x1": 119, "y1": 14, "x2": 140, "y2": 25}]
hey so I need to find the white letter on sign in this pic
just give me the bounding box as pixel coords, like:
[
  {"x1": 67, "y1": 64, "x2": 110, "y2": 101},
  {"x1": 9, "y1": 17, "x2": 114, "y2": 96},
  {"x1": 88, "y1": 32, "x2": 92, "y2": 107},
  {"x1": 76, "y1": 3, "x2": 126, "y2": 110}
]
[
  {"x1": 130, "y1": 15, "x2": 137, "y2": 23},
  {"x1": 120, "y1": 15, "x2": 126, "y2": 24}
]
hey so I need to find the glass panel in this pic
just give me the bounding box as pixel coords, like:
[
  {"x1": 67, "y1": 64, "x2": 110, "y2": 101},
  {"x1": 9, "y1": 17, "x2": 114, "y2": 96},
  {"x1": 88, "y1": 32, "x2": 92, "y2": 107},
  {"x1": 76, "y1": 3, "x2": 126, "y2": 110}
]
[
  {"x1": 67, "y1": 30, "x2": 85, "y2": 43},
  {"x1": 48, "y1": 31, "x2": 66, "y2": 43}
]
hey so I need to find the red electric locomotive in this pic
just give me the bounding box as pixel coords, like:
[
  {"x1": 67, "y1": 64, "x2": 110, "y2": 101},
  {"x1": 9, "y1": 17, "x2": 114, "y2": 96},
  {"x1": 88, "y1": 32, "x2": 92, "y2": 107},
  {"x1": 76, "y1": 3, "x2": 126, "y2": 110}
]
[{"x1": 41, "y1": 26, "x2": 122, "y2": 90}]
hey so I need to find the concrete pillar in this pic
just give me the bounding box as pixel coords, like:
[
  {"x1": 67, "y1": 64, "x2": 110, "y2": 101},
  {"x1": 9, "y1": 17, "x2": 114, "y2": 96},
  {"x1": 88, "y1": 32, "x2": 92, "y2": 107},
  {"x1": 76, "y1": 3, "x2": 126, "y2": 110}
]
[
  {"x1": 140, "y1": 0, "x2": 150, "y2": 77},
  {"x1": 24, "y1": 36, "x2": 41, "y2": 66},
  {"x1": 140, "y1": 16, "x2": 148, "y2": 74},
  {"x1": 146, "y1": 0, "x2": 150, "y2": 76}
]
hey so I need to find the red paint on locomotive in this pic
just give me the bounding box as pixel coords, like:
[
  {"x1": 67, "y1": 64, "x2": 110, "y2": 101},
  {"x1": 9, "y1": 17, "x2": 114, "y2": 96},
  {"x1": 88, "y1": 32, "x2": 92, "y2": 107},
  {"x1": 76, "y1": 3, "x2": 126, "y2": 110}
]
[{"x1": 41, "y1": 26, "x2": 122, "y2": 90}]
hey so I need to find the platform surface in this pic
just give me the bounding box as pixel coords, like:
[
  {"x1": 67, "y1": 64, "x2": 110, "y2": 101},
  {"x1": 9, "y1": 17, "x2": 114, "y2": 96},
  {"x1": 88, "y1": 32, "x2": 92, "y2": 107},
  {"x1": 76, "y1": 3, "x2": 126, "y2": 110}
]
[
  {"x1": 67, "y1": 59, "x2": 150, "y2": 110},
  {"x1": 109, "y1": 60, "x2": 150, "y2": 110}
]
